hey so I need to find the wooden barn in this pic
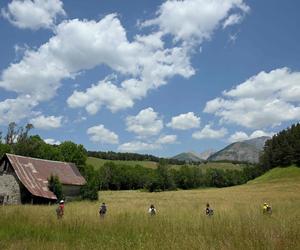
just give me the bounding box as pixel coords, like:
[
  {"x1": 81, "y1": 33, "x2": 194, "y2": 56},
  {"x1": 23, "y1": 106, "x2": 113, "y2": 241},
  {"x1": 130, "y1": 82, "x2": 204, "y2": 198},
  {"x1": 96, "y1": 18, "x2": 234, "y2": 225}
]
[{"x1": 0, "y1": 153, "x2": 86, "y2": 205}]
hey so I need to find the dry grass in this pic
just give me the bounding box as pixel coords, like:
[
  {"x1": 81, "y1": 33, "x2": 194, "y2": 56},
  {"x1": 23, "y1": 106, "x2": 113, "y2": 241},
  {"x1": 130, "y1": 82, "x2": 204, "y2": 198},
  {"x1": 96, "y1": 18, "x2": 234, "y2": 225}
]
[{"x1": 0, "y1": 171, "x2": 299, "y2": 250}]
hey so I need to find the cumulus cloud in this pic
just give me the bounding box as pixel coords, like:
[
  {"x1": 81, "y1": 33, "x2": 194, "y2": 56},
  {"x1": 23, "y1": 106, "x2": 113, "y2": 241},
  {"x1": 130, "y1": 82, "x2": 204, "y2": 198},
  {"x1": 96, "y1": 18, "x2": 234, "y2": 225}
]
[
  {"x1": 44, "y1": 138, "x2": 61, "y2": 145},
  {"x1": 30, "y1": 115, "x2": 63, "y2": 129},
  {"x1": 156, "y1": 134, "x2": 177, "y2": 144},
  {"x1": 0, "y1": 14, "x2": 194, "y2": 120},
  {"x1": 1, "y1": 0, "x2": 66, "y2": 30},
  {"x1": 1, "y1": 15, "x2": 131, "y2": 102},
  {"x1": 0, "y1": 95, "x2": 38, "y2": 125},
  {"x1": 118, "y1": 141, "x2": 161, "y2": 153},
  {"x1": 68, "y1": 77, "x2": 134, "y2": 114},
  {"x1": 126, "y1": 108, "x2": 163, "y2": 138},
  {"x1": 142, "y1": 0, "x2": 249, "y2": 44},
  {"x1": 228, "y1": 131, "x2": 249, "y2": 142},
  {"x1": 117, "y1": 135, "x2": 178, "y2": 152},
  {"x1": 204, "y1": 68, "x2": 300, "y2": 129},
  {"x1": 69, "y1": 0, "x2": 248, "y2": 114},
  {"x1": 228, "y1": 130, "x2": 274, "y2": 143},
  {"x1": 192, "y1": 124, "x2": 227, "y2": 139},
  {"x1": 0, "y1": 1, "x2": 249, "y2": 123},
  {"x1": 167, "y1": 112, "x2": 200, "y2": 130},
  {"x1": 87, "y1": 124, "x2": 119, "y2": 144}
]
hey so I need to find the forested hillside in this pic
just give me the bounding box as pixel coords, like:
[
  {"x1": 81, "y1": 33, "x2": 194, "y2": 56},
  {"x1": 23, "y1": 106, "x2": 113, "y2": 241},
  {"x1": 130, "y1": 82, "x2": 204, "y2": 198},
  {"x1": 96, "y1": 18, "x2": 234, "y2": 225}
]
[
  {"x1": 88, "y1": 150, "x2": 185, "y2": 165},
  {"x1": 260, "y1": 123, "x2": 300, "y2": 170}
]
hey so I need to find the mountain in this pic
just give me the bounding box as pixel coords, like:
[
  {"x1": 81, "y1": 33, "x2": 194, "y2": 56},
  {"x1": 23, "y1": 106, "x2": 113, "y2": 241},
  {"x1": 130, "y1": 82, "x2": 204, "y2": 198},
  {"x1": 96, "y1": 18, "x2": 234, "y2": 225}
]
[
  {"x1": 208, "y1": 136, "x2": 270, "y2": 163},
  {"x1": 198, "y1": 149, "x2": 215, "y2": 160},
  {"x1": 172, "y1": 152, "x2": 203, "y2": 162}
]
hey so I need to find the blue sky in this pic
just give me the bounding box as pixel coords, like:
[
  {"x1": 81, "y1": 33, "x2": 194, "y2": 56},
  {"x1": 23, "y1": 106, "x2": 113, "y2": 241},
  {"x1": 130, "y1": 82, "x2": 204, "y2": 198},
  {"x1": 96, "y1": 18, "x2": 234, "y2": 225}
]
[{"x1": 0, "y1": 0, "x2": 300, "y2": 157}]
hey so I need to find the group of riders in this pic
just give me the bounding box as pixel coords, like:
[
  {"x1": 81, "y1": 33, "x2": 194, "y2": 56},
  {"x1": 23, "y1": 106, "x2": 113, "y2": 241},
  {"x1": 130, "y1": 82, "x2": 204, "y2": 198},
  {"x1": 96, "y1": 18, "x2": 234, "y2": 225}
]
[{"x1": 56, "y1": 200, "x2": 272, "y2": 219}]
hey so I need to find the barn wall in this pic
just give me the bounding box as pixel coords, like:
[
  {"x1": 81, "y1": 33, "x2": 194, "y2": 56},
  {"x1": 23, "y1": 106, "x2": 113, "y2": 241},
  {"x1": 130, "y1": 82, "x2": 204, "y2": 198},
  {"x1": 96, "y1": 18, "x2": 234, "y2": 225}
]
[
  {"x1": 62, "y1": 184, "x2": 82, "y2": 197},
  {"x1": 0, "y1": 173, "x2": 21, "y2": 205}
]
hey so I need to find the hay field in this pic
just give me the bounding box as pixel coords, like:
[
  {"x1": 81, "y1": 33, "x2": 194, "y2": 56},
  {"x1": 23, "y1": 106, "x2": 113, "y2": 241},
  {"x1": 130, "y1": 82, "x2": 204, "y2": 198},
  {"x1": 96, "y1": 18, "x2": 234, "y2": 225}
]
[{"x1": 0, "y1": 167, "x2": 299, "y2": 250}]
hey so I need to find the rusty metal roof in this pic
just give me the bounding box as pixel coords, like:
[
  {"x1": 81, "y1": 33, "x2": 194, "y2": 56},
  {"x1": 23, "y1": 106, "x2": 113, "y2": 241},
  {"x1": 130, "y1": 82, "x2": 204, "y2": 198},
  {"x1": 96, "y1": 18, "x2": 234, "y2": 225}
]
[{"x1": 4, "y1": 153, "x2": 86, "y2": 200}]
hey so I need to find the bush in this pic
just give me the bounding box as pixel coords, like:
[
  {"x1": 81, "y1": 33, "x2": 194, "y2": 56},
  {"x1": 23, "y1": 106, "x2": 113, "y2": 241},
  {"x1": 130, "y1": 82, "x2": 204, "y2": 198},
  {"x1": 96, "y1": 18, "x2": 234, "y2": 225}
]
[
  {"x1": 48, "y1": 174, "x2": 63, "y2": 201},
  {"x1": 80, "y1": 164, "x2": 98, "y2": 200}
]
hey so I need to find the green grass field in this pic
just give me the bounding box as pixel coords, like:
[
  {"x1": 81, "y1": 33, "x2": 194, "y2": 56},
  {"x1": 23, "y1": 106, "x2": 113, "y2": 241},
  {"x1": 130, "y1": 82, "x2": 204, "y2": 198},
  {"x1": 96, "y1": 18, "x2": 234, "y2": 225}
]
[
  {"x1": 248, "y1": 165, "x2": 300, "y2": 184},
  {"x1": 86, "y1": 157, "x2": 158, "y2": 169},
  {"x1": 86, "y1": 156, "x2": 244, "y2": 171},
  {"x1": 0, "y1": 166, "x2": 299, "y2": 250}
]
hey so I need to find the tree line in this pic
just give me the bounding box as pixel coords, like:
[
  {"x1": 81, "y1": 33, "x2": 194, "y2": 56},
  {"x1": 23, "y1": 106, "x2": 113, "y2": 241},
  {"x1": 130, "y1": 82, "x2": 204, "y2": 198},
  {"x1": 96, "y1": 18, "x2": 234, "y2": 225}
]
[
  {"x1": 260, "y1": 123, "x2": 300, "y2": 170},
  {"x1": 88, "y1": 150, "x2": 186, "y2": 165},
  {"x1": 94, "y1": 160, "x2": 263, "y2": 192}
]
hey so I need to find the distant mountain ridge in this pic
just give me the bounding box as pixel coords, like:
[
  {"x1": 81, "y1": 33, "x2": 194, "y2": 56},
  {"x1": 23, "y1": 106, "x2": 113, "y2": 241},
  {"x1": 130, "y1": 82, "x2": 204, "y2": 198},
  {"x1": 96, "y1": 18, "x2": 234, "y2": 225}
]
[
  {"x1": 172, "y1": 152, "x2": 203, "y2": 162},
  {"x1": 198, "y1": 149, "x2": 215, "y2": 160},
  {"x1": 208, "y1": 136, "x2": 270, "y2": 163}
]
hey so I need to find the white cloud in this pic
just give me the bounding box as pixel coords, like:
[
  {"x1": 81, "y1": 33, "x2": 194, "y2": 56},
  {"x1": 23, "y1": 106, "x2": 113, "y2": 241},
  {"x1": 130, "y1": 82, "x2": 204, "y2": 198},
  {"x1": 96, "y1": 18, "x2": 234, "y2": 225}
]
[
  {"x1": 224, "y1": 68, "x2": 300, "y2": 101},
  {"x1": 204, "y1": 68, "x2": 300, "y2": 129},
  {"x1": 135, "y1": 31, "x2": 164, "y2": 49},
  {"x1": 0, "y1": 14, "x2": 194, "y2": 119},
  {"x1": 87, "y1": 124, "x2": 119, "y2": 144},
  {"x1": 167, "y1": 112, "x2": 200, "y2": 130},
  {"x1": 69, "y1": 0, "x2": 249, "y2": 114},
  {"x1": 250, "y1": 130, "x2": 273, "y2": 138},
  {"x1": 222, "y1": 14, "x2": 243, "y2": 29},
  {"x1": 44, "y1": 138, "x2": 61, "y2": 145},
  {"x1": 228, "y1": 130, "x2": 274, "y2": 143},
  {"x1": 156, "y1": 134, "x2": 177, "y2": 144},
  {"x1": 0, "y1": 15, "x2": 130, "y2": 102},
  {"x1": 1, "y1": 0, "x2": 66, "y2": 30},
  {"x1": 0, "y1": 95, "x2": 38, "y2": 125},
  {"x1": 67, "y1": 39, "x2": 194, "y2": 113},
  {"x1": 126, "y1": 107, "x2": 163, "y2": 138},
  {"x1": 30, "y1": 115, "x2": 63, "y2": 129},
  {"x1": 0, "y1": 1, "x2": 249, "y2": 122},
  {"x1": 142, "y1": 0, "x2": 249, "y2": 44},
  {"x1": 118, "y1": 133, "x2": 177, "y2": 153},
  {"x1": 192, "y1": 124, "x2": 227, "y2": 139},
  {"x1": 228, "y1": 131, "x2": 249, "y2": 142},
  {"x1": 118, "y1": 141, "x2": 160, "y2": 153},
  {"x1": 67, "y1": 77, "x2": 134, "y2": 114}
]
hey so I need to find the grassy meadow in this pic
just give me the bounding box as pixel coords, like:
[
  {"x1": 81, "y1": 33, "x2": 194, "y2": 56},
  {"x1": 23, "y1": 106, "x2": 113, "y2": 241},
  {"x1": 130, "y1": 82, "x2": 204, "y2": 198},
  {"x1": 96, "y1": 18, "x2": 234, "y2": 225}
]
[
  {"x1": 86, "y1": 156, "x2": 244, "y2": 171},
  {"x1": 0, "y1": 167, "x2": 299, "y2": 250},
  {"x1": 86, "y1": 157, "x2": 158, "y2": 169}
]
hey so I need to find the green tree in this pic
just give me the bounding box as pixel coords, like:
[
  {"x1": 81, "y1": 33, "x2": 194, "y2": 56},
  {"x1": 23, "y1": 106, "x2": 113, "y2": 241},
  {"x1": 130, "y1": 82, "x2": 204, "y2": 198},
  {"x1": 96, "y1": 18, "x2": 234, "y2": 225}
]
[
  {"x1": 156, "y1": 161, "x2": 176, "y2": 191},
  {"x1": 80, "y1": 164, "x2": 98, "y2": 200},
  {"x1": 59, "y1": 141, "x2": 87, "y2": 167},
  {"x1": 13, "y1": 135, "x2": 44, "y2": 157},
  {"x1": 260, "y1": 123, "x2": 300, "y2": 169},
  {"x1": 0, "y1": 143, "x2": 11, "y2": 158},
  {"x1": 48, "y1": 174, "x2": 63, "y2": 201}
]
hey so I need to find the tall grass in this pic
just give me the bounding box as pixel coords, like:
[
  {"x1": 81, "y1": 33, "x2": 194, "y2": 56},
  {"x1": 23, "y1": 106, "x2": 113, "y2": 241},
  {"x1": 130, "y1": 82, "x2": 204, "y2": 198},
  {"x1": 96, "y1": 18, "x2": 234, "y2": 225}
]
[{"x1": 0, "y1": 179, "x2": 299, "y2": 249}]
